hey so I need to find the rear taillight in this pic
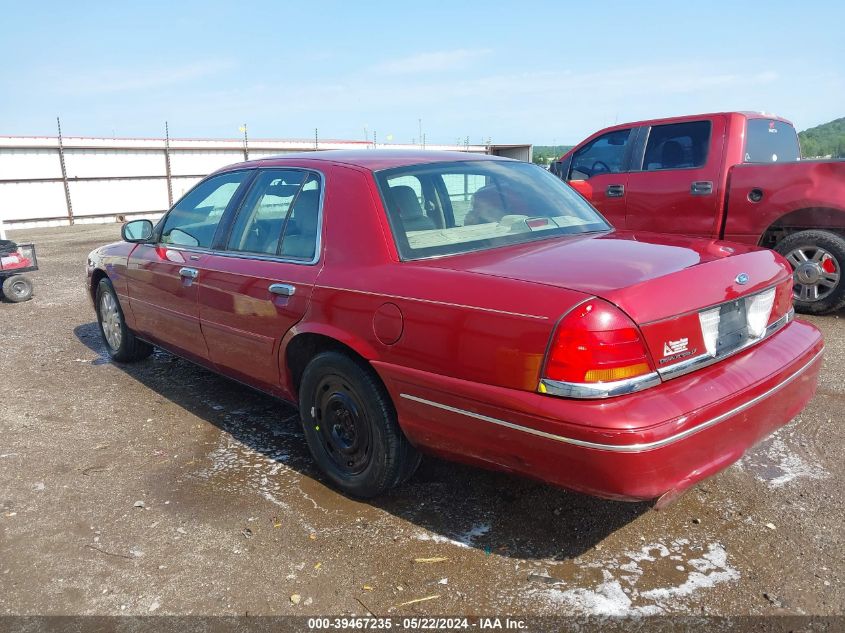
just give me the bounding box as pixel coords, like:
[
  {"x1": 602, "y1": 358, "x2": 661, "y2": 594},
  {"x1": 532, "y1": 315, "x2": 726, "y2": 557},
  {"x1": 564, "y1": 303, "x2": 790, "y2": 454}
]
[
  {"x1": 746, "y1": 287, "x2": 776, "y2": 337},
  {"x1": 771, "y1": 278, "x2": 794, "y2": 322},
  {"x1": 542, "y1": 299, "x2": 653, "y2": 384}
]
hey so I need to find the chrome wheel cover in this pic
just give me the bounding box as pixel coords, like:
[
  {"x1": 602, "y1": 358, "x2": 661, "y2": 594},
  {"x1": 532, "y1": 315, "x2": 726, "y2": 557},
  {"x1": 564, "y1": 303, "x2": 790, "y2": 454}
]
[
  {"x1": 785, "y1": 245, "x2": 840, "y2": 303},
  {"x1": 99, "y1": 291, "x2": 123, "y2": 350}
]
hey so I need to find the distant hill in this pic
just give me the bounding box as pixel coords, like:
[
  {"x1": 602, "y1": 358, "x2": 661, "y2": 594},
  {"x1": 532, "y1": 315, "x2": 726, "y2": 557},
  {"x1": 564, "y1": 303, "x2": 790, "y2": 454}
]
[
  {"x1": 799, "y1": 117, "x2": 845, "y2": 158},
  {"x1": 532, "y1": 145, "x2": 573, "y2": 165}
]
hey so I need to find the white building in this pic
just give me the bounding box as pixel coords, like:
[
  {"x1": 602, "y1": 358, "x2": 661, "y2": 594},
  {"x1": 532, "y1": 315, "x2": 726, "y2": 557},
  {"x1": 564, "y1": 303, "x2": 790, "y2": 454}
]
[{"x1": 0, "y1": 135, "x2": 532, "y2": 231}]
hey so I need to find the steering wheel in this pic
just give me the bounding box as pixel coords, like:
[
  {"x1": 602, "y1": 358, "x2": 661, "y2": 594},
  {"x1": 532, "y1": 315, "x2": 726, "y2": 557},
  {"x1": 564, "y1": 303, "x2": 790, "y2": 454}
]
[{"x1": 591, "y1": 161, "x2": 610, "y2": 175}]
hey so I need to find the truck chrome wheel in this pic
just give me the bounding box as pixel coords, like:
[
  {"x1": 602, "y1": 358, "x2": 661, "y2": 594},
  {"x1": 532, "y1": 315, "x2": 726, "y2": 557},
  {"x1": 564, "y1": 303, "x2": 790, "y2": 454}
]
[
  {"x1": 784, "y1": 246, "x2": 840, "y2": 302},
  {"x1": 99, "y1": 291, "x2": 124, "y2": 350}
]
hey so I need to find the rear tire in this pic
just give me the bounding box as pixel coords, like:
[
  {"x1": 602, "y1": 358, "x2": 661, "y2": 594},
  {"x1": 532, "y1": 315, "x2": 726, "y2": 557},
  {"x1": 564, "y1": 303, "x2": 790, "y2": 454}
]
[
  {"x1": 95, "y1": 278, "x2": 153, "y2": 362},
  {"x1": 1, "y1": 274, "x2": 33, "y2": 302},
  {"x1": 775, "y1": 230, "x2": 845, "y2": 315},
  {"x1": 298, "y1": 351, "x2": 420, "y2": 498}
]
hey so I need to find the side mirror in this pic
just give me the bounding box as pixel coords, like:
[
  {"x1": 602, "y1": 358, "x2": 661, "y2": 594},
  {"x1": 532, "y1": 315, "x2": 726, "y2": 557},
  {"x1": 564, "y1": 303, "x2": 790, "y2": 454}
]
[{"x1": 122, "y1": 219, "x2": 154, "y2": 243}]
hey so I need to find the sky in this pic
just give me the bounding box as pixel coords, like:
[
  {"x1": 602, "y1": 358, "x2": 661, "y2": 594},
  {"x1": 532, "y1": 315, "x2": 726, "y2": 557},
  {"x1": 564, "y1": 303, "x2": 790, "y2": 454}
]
[{"x1": 1, "y1": 0, "x2": 843, "y2": 145}]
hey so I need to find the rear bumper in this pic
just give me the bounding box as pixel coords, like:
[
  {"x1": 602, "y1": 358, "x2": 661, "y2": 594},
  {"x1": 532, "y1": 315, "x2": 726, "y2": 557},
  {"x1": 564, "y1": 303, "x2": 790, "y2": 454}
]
[{"x1": 374, "y1": 319, "x2": 824, "y2": 500}]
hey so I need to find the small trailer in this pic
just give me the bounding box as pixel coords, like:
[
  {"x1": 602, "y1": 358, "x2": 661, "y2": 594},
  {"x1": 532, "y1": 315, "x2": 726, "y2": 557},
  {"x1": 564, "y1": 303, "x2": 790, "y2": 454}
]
[{"x1": 0, "y1": 240, "x2": 38, "y2": 302}]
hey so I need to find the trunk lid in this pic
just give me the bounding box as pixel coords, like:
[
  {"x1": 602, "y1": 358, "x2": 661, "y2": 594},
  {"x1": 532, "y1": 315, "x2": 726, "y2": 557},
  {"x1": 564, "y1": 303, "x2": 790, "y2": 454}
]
[{"x1": 418, "y1": 230, "x2": 794, "y2": 371}]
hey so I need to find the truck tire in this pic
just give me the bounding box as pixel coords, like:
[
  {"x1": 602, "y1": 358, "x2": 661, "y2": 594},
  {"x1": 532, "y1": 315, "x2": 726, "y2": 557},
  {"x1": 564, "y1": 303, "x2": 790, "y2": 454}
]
[
  {"x1": 775, "y1": 230, "x2": 845, "y2": 315},
  {"x1": 1, "y1": 274, "x2": 33, "y2": 302},
  {"x1": 298, "y1": 351, "x2": 420, "y2": 498}
]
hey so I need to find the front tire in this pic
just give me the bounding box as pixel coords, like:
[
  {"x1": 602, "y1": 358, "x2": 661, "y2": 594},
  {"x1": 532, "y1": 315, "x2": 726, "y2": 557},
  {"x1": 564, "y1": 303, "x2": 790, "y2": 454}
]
[
  {"x1": 1, "y1": 274, "x2": 33, "y2": 302},
  {"x1": 95, "y1": 278, "x2": 153, "y2": 362},
  {"x1": 298, "y1": 351, "x2": 420, "y2": 498},
  {"x1": 775, "y1": 230, "x2": 845, "y2": 315}
]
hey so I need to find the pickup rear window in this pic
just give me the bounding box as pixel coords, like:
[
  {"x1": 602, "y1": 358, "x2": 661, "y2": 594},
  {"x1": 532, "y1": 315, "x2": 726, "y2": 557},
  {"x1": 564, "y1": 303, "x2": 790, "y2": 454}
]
[{"x1": 744, "y1": 119, "x2": 800, "y2": 163}]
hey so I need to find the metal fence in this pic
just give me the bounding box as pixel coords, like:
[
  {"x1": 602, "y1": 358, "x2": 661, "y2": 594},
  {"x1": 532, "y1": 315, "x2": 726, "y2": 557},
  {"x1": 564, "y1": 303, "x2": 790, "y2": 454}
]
[{"x1": 0, "y1": 134, "x2": 527, "y2": 232}]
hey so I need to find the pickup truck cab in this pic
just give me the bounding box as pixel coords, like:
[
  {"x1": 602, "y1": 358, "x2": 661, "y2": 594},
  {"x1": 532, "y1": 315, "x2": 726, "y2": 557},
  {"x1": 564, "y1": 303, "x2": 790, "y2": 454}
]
[{"x1": 552, "y1": 112, "x2": 845, "y2": 314}]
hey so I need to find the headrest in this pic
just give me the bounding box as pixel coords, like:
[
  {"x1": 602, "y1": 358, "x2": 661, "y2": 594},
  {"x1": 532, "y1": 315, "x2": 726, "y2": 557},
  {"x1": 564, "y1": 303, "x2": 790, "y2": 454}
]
[{"x1": 390, "y1": 185, "x2": 424, "y2": 218}]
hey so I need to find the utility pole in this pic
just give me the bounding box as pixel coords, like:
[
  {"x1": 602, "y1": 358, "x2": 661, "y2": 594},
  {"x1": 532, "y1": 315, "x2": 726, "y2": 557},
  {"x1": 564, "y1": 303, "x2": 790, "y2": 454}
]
[
  {"x1": 240, "y1": 124, "x2": 249, "y2": 160},
  {"x1": 314, "y1": 128, "x2": 319, "y2": 150},
  {"x1": 418, "y1": 118, "x2": 422, "y2": 148},
  {"x1": 164, "y1": 121, "x2": 173, "y2": 207},
  {"x1": 56, "y1": 117, "x2": 74, "y2": 225}
]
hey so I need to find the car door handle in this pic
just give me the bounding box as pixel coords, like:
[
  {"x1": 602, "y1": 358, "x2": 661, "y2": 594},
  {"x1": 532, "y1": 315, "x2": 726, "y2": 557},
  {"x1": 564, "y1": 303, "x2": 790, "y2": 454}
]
[
  {"x1": 268, "y1": 283, "x2": 296, "y2": 297},
  {"x1": 690, "y1": 181, "x2": 713, "y2": 195},
  {"x1": 178, "y1": 267, "x2": 199, "y2": 279},
  {"x1": 606, "y1": 184, "x2": 625, "y2": 197}
]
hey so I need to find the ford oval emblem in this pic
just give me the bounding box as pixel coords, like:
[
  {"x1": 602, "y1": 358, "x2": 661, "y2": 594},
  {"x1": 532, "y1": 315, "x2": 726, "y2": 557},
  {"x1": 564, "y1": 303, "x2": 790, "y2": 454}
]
[{"x1": 735, "y1": 273, "x2": 749, "y2": 285}]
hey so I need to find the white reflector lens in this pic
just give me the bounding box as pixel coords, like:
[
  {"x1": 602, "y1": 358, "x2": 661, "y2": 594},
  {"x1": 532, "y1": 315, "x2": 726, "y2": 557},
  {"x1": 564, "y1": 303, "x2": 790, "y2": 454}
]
[
  {"x1": 746, "y1": 287, "x2": 776, "y2": 338},
  {"x1": 698, "y1": 307, "x2": 720, "y2": 357}
]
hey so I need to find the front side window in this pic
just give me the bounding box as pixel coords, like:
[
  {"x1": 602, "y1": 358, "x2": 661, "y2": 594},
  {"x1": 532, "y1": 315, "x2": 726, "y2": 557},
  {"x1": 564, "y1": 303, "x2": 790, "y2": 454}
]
[
  {"x1": 160, "y1": 171, "x2": 250, "y2": 248},
  {"x1": 226, "y1": 170, "x2": 322, "y2": 260},
  {"x1": 642, "y1": 121, "x2": 711, "y2": 171},
  {"x1": 569, "y1": 129, "x2": 631, "y2": 180},
  {"x1": 377, "y1": 160, "x2": 610, "y2": 260},
  {"x1": 744, "y1": 118, "x2": 800, "y2": 163}
]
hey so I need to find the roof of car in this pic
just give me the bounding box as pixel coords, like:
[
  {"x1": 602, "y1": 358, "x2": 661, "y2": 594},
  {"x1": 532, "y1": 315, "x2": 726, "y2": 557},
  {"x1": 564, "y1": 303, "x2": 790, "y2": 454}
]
[{"x1": 225, "y1": 149, "x2": 510, "y2": 172}]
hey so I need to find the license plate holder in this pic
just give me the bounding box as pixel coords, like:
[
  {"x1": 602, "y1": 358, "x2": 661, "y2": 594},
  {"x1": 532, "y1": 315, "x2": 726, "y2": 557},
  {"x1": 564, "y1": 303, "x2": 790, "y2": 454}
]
[{"x1": 716, "y1": 299, "x2": 749, "y2": 356}]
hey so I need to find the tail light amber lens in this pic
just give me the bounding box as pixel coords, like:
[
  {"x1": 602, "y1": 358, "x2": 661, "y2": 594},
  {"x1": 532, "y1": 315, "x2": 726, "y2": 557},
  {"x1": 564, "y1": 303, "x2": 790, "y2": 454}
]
[{"x1": 543, "y1": 299, "x2": 654, "y2": 384}]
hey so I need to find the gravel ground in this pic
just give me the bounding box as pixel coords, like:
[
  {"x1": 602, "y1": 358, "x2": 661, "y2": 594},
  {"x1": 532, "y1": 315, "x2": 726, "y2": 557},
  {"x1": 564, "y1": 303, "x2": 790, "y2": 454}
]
[{"x1": 0, "y1": 224, "x2": 842, "y2": 619}]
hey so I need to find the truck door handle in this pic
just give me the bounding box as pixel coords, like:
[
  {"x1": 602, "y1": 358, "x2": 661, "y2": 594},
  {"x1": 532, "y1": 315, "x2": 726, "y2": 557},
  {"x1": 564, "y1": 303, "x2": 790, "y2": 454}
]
[
  {"x1": 268, "y1": 283, "x2": 296, "y2": 297},
  {"x1": 178, "y1": 267, "x2": 199, "y2": 279},
  {"x1": 606, "y1": 184, "x2": 625, "y2": 197},
  {"x1": 690, "y1": 181, "x2": 713, "y2": 195}
]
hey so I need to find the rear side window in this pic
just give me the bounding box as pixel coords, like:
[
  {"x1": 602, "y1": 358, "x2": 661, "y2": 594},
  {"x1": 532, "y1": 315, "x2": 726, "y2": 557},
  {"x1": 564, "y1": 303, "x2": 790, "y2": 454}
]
[
  {"x1": 744, "y1": 119, "x2": 800, "y2": 163},
  {"x1": 226, "y1": 170, "x2": 322, "y2": 261},
  {"x1": 569, "y1": 129, "x2": 632, "y2": 180},
  {"x1": 643, "y1": 121, "x2": 711, "y2": 170}
]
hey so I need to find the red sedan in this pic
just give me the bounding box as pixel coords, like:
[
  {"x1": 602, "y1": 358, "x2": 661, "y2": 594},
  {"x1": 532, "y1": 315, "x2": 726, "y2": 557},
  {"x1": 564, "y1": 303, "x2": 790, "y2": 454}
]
[{"x1": 86, "y1": 151, "x2": 824, "y2": 503}]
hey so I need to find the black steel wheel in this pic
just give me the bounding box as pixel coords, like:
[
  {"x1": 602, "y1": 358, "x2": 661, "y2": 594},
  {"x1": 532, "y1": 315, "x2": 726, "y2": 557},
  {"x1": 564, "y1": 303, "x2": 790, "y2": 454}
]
[
  {"x1": 1, "y1": 274, "x2": 33, "y2": 302},
  {"x1": 298, "y1": 351, "x2": 420, "y2": 498}
]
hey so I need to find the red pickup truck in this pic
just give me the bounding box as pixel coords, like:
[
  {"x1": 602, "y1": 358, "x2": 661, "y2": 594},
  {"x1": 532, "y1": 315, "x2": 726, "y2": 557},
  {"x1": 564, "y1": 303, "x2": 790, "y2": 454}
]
[{"x1": 551, "y1": 112, "x2": 845, "y2": 314}]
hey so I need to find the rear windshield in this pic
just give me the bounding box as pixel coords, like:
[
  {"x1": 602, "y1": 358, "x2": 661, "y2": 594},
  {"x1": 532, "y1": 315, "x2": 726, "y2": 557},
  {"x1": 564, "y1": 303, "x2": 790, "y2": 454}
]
[
  {"x1": 744, "y1": 118, "x2": 800, "y2": 163},
  {"x1": 375, "y1": 160, "x2": 610, "y2": 260}
]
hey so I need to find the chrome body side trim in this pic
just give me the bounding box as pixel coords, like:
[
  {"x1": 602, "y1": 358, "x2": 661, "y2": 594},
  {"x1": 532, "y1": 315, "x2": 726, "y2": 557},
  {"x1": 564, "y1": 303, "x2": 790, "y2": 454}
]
[
  {"x1": 399, "y1": 346, "x2": 823, "y2": 453},
  {"x1": 538, "y1": 371, "x2": 661, "y2": 399},
  {"x1": 658, "y1": 309, "x2": 794, "y2": 381}
]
